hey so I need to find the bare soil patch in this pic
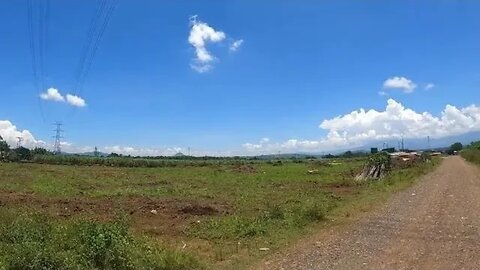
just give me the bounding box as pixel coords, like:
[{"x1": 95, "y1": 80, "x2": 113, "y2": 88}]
[
  {"x1": 321, "y1": 183, "x2": 357, "y2": 195},
  {"x1": 231, "y1": 164, "x2": 257, "y2": 173},
  {"x1": 0, "y1": 190, "x2": 230, "y2": 236}
]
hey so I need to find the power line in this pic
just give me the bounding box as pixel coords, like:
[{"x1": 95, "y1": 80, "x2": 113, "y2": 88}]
[
  {"x1": 52, "y1": 121, "x2": 64, "y2": 154},
  {"x1": 26, "y1": 0, "x2": 117, "y2": 124},
  {"x1": 40, "y1": 0, "x2": 50, "y2": 91},
  {"x1": 74, "y1": 0, "x2": 117, "y2": 97},
  {"x1": 74, "y1": 0, "x2": 107, "y2": 93},
  {"x1": 27, "y1": 0, "x2": 50, "y2": 123}
]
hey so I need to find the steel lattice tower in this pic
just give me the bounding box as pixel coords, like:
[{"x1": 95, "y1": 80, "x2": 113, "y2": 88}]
[{"x1": 53, "y1": 121, "x2": 63, "y2": 154}]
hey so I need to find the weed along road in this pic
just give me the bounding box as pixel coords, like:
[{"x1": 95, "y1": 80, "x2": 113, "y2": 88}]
[{"x1": 258, "y1": 156, "x2": 480, "y2": 270}]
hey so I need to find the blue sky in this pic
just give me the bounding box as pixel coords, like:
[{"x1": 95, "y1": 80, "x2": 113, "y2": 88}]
[{"x1": 1, "y1": 1, "x2": 479, "y2": 155}]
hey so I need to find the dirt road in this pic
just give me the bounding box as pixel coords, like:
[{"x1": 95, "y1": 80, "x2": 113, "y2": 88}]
[{"x1": 257, "y1": 156, "x2": 480, "y2": 270}]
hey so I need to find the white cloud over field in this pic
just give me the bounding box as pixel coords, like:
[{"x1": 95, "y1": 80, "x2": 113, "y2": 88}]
[
  {"x1": 243, "y1": 99, "x2": 480, "y2": 153},
  {"x1": 0, "y1": 120, "x2": 46, "y2": 148},
  {"x1": 4, "y1": 98, "x2": 480, "y2": 156}
]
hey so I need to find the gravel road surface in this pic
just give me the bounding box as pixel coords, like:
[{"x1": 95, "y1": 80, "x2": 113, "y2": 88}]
[{"x1": 257, "y1": 156, "x2": 480, "y2": 270}]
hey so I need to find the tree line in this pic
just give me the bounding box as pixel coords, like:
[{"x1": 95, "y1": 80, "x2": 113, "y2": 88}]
[{"x1": 0, "y1": 136, "x2": 52, "y2": 162}]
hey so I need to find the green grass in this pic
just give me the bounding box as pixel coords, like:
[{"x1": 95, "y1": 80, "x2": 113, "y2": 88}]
[
  {"x1": 0, "y1": 158, "x2": 438, "y2": 269},
  {"x1": 0, "y1": 211, "x2": 203, "y2": 270},
  {"x1": 461, "y1": 149, "x2": 480, "y2": 165}
]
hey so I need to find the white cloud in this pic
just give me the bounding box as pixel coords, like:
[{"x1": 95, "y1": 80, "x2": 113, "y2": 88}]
[
  {"x1": 39, "y1": 88, "x2": 87, "y2": 108},
  {"x1": 66, "y1": 94, "x2": 87, "y2": 107},
  {"x1": 425, "y1": 83, "x2": 435, "y2": 90},
  {"x1": 40, "y1": 88, "x2": 65, "y2": 102},
  {"x1": 188, "y1": 15, "x2": 226, "y2": 73},
  {"x1": 242, "y1": 142, "x2": 263, "y2": 151},
  {"x1": 243, "y1": 99, "x2": 480, "y2": 153},
  {"x1": 242, "y1": 137, "x2": 271, "y2": 151},
  {"x1": 378, "y1": 91, "x2": 388, "y2": 96},
  {"x1": 103, "y1": 146, "x2": 186, "y2": 156},
  {"x1": 383, "y1": 76, "x2": 417, "y2": 93},
  {"x1": 0, "y1": 120, "x2": 46, "y2": 148},
  {"x1": 0, "y1": 120, "x2": 243, "y2": 156},
  {"x1": 229, "y1": 39, "x2": 244, "y2": 52}
]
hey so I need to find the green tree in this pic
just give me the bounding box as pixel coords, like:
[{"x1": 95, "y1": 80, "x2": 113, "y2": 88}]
[
  {"x1": 469, "y1": 141, "x2": 480, "y2": 150},
  {"x1": 31, "y1": 147, "x2": 50, "y2": 156},
  {"x1": 0, "y1": 136, "x2": 10, "y2": 161},
  {"x1": 450, "y1": 142, "x2": 463, "y2": 152},
  {"x1": 14, "y1": 147, "x2": 32, "y2": 161},
  {"x1": 342, "y1": 151, "x2": 353, "y2": 158}
]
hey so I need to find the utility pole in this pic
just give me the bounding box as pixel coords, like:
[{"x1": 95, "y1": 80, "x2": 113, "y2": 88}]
[
  {"x1": 188, "y1": 147, "x2": 191, "y2": 156},
  {"x1": 16, "y1": 136, "x2": 23, "y2": 148},
  {"x1": 427, "y1": 136, "x2": 431, "y2": 150},
  {"x1": 52, "y1": 121, "x2": 63, "y2": 155}
]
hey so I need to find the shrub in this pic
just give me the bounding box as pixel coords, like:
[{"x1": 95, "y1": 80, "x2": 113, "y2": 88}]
[{"x1": 367, "y1": 152, "x2": 391, "y2": 169}]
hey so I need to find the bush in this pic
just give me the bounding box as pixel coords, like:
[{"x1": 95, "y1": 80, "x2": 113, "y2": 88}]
[{"x1": 367, "y1": 152, "x2": 391, "y2": 168}]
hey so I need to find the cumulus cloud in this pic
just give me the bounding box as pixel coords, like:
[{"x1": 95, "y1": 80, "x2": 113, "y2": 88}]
[
  {"x1": 229, "y1": 39, "x2": 244, "y2": 52},
  {"x1": 103, "y1": 146, "x2": 185, "y2": 156},
  {"x1": 318, "y1": 98, "x2": 480, "y2": 142},
  {"x1": 383, "y1": 76, "x2": 417, "y2": 93},
  {"x1": 40, "y1": 88, "x2": 65, "y2": 102},
  {"x1": 188, "y1": 15, "x2": 226, "y2": 72},
  {"x1": 39, "y1": 88, "x2": 87, "y2": 107},
  {"x1": 425, "y1": 83, "x2": 435, "y2": 90},
  {"x1": 243, "y1": 99, "x2": 480, "y2": 153},
  {"x1": 0, "y1": 119, "x2": 242, "y2": 156},
  {"x1": 0, "y1": 120, "x2": 46, "y2": 148},
  {"x1": 66, "y1": 94, "x2": 87, "y2": 107}
]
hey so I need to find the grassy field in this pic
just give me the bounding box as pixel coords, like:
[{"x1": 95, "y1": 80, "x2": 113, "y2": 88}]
[
  {"x1": 0, "y1": 157, "x2": 438, "y2": 269},
  {"x1": 461, "y1": 149, "x2": 480, "y2": 165}
]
